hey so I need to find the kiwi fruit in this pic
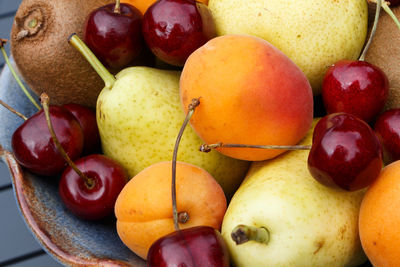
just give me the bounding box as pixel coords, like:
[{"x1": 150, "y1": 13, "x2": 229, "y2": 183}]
[
  {"x1": 365, "y1": 4, "x2": 400, "y2": 110},
  {"x1": 10, "y1": 0, "x2": 114, "y2": 107}
]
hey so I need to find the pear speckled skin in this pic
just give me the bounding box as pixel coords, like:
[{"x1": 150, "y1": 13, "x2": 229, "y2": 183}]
[
  {"x1": 221, "y1": 120, "x2": 367, "y2": 267},
  {"x1": 96, "y1": 66, "x2": 249, "y2": 198},
  {"x1": 208, "y1": 0, "x2": 368, "y2": 94}
]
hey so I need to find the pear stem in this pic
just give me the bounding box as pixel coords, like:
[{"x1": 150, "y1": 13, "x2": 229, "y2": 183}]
[
  {"x1": 68, "y1": 34, "x2": 116, "y2": 90},
  {"x1": 200, "y1": 143, "x2": 311, "y2": 153},
  {"x1": 40, "y1": 93, "x2": 95, "y2": 189},
  {"x1": 359, "y1": 0, "x2": 382, "y2": 61},
  {"x1": 0, "y1": 99, "x2": 27, "y2": 120},
  {"x1": 231, "y1": 225, "x2": 270, "y2": 245},
  {"x1": 171, "y1": 98, "x2": 200, "y2": 231},
  {"x1": 114, "y1": 0, "x2": 121, "y2": 13},
  {"x1": 0, "y1": 39, "x2": 41, "y2": 110}
]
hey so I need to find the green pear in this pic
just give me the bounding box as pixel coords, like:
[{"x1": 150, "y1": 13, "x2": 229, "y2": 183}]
[
  {"x1": 221, "y1": 121, "x2": 367, "y2": 267},
  {"x1": 69, "y1": 34, "x2": 249, "y2": 198},
  {"x1": 208, "y1": 0, "x2": 368, "y2": 94}
]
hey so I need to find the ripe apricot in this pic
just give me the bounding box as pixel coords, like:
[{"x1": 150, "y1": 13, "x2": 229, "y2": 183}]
[
  {"x1": 121, "y1": 0, "x2": 208, "y2": 15},
  {"x1": 359, "y1": 160, "x2": 400, "y2": 266},
  {"x1": 180, "y1": 34, "x2": 313, "y2": 161},
  {"x1": 114, "y1": 161, "x2": 227, "y2": 259}
]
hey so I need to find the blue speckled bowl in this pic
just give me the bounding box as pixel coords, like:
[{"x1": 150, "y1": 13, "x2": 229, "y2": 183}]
[{"x1": 0, "y1": 61, "x2": 146, "y2": 267}]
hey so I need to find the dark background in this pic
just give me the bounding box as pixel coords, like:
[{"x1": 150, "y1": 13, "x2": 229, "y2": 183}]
[{"x1": 0, "y1": 0, "x2": 64, "y2": 266}]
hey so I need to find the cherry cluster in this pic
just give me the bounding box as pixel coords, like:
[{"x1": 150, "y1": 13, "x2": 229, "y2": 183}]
[
  {"x1": 319, "y1": 47, "x2": 400, "y2": 169},
  {"x1": 11, "y1": 96, "x2": 127, "y2": 221},
  {"x1": 311, "y1": 33, "x2": 400, "y2": 192},
  {"x1": 84, "y1": 0, "x2": 215, "y2": 70}
]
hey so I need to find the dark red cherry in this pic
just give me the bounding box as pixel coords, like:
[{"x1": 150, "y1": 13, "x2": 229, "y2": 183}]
[
  {"x1": 62, "y1": 103, "x2": 100, "y2": 155},
  {"x1": 374, "y1": 108, "x2": 400, "y2": 164},
  {"x1": 11, "y1": 106, "x2": 84, "y2": 176},
  {"x1": 59, "y1": 154, "x2": 128, "y2": 220},
  {"x1": 84, "y1": 2, "x2": 144, "y2": 70},
  {"x1": 147, "y1": 226, "x2": 230, "y2": 267},
  {"x1": 142, "y1": 0, "x2": 216, "y2": 66},
  {"x1": 322, "y1": 60, "x2": 389, "y2": 123},
  {"x1": 308, "y1": 113, "x2": 383, "y2": 191}
]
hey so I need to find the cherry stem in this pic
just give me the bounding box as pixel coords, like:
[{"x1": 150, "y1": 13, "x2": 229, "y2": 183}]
[
  {"x1": 0, "y1": 99, "x2": 27, "y2": 120},
  {"x1": 381, "y1": 1, "x2": 400, "y2": 30},
  {"x1": 0, "y1": 39, "x2": 41, "y2": 110},
  {"x1": 200, "y1": 143, "x2": 311, "y2": 152},
  {"x1": 231, "y1": 225, "x2": 270, "y2": 245},
  {"x1": 171, "y1": 98, "x2": 200, "y2": 231},
  {"x1": 40, "y1": 93, "x2": 95, "y2": 189},
  {"x1": 114, "y1": 0, "x2": 121, "y2": 13},
  {"x1": 359, "y1": 0, "x2": 382, "y2": 61},
  {"x1": 368, "y1": 0, "x2": 400, "y2": 29},
  {"x1": 68, "y1": 33, "x2": 116, "y2": 89}
]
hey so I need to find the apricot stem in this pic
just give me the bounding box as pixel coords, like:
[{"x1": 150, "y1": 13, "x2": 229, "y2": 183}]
[
  {"x1": 171, "y1": 98, "x2": 200, "y2": 231},
  {"x1": 200, "y1": 143, "x2": 311, "y2": 152},
  {"x1": 68, "y1": 33, "x2": 116, "y2": 90},
  {"x1": 0, "y1": 39, "x2": 41, "y2": 110},
  {"x1": 359, "y1": 0, "x2": 382, "y2": 61},
  {"x1": 114, "y1": 0, "x2": 121, "y2": 13},
  {"x1": 0, "y1": 99, "x2": 27, "y2": 120},
  {"x1": 178, "y1": 211, "x2": 189, "y2": 224},
  {"x1": 231, "y1": 225, "x2": 270, "y2": 245},
  {"x1": 40, "y1": 93, "x2": 94, "y2": 189}
]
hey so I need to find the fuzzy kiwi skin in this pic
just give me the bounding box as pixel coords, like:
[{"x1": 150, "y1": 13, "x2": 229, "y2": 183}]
[
  {"x1": 365, "y1": 4, "x2": 400, "y2": 110},
  {"x1": 10, "y1": 0, "x2": 114, "y2": 107}
]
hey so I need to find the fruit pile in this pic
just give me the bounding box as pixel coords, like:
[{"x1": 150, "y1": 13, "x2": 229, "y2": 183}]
[{"x1": 2, "y1": 0, "x2": 400, "y2": 266}]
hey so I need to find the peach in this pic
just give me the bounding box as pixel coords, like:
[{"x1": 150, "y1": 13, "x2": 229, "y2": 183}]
[
  {"x1": 114, "y1": 161, "x2": 227, "y2": 259},
  {"x1": 121, "y1": 0, "x2": 208, "y2": 15},
  {"x1": 180, "y1": 34, "x2": 313, "y2": 161}
]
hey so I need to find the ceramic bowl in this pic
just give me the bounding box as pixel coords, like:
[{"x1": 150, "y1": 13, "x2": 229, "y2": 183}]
[{"x1": 0, "y1": 61, "x2": 146, "y2": 267}]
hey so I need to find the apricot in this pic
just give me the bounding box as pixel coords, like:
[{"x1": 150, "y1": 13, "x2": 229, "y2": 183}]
[
  {"x1": 359, "y1": 160, "x2": 400, "y2": 266},
  {"x1": 114, "y1": 161, "x2": 227, "y2": 259},
  {"x1": 121, "y1": 0, "x2": 208, "y2": 15},
  {"x1": 180, "y1": 34, "x2": 314, "y2": 161}
]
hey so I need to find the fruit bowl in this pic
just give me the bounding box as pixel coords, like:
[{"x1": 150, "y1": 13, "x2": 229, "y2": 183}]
[
  {"x1": 0, "y1": 57, "x2": 378, "y2": 267},
  {"x1": 0, "y1": 60, "x2": 145, "y2": 267}
]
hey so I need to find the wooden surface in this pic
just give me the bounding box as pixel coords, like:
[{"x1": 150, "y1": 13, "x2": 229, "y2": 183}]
[{"x1": 0, "y1": 0, "x2": 64, "y2": 266}]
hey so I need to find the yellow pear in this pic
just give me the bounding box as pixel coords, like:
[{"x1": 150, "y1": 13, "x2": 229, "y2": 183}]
[
  {"x1": 221, "y1": 120, "x2": 367, "y2": 266},
  {"x1": 208, "y1": 0, "x2": 368, "y2": 94}
]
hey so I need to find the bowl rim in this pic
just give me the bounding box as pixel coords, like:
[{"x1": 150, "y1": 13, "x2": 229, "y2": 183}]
[{"x1": 0, "y1": 145, "x2": 135, "y2": 267}]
